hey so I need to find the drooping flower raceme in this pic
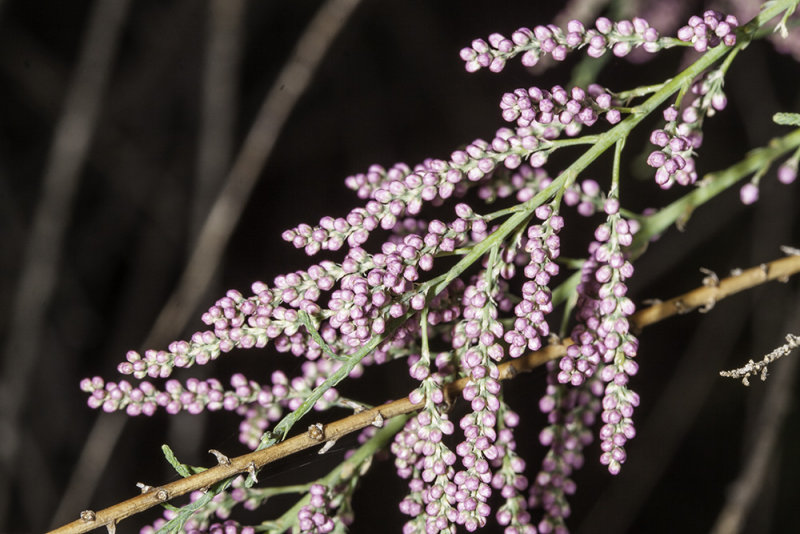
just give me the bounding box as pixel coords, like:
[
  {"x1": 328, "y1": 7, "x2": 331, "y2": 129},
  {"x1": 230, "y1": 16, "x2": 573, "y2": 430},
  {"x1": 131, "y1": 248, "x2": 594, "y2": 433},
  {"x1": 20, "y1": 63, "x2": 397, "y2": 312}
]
[
  {"x1": 504, "y1": 204, "x2": 562, "y2": 358},
  {"x1": 530, "y1": 364, "x2": 602, "y2": 533},
  {"x1": 396, "y1": 347, "x2": 459, "y2": 533}
]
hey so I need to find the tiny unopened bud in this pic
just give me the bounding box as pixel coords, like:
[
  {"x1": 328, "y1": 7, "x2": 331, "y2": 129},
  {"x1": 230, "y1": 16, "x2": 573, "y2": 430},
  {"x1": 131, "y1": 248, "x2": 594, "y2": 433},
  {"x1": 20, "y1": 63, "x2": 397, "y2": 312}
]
[
  {"x1": 247, "y1": 461, "x2": 258, "y2": 483},
  {"x1": 372, "y1": 412, "x2": 385, "y2": 427},
  {"x1": 136, "y1": 482, "x2": 153, "y2": 494},
  {"x1": 209, "y1": 449, "x2": 231, "y2": 466},
  {"x1": 308, "y1": 422, "x2": 325, "y2": 441},
  {"x1": 80, "y1": 510, "x2": 96, "y2": 522}
]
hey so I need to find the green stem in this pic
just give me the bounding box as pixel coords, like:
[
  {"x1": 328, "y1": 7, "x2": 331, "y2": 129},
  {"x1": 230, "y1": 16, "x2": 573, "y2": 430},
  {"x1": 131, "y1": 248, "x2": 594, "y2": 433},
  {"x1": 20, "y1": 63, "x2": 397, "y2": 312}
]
[
  {"x1": 298, "y1": 310, "x2": 346, "y2": 362},
  {"x1": 614, "y1": 81, "x2": 668, "y2": 101},
  {"x1": 547, "y1": 135, "x2": 601, "y2": 149},
  {"x1": 419, "y1": 308, "x2": 430, "y2": 359},
  {"x1": 611, "y1": 138, "x2": 625, "y2": 193}
]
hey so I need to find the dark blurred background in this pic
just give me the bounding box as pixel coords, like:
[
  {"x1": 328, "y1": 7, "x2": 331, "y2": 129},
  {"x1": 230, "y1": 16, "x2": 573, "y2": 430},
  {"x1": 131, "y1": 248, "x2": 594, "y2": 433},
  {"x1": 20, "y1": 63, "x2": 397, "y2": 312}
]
[{"x1": 0, "y1": 1, "x2": 799, "y2": 532}]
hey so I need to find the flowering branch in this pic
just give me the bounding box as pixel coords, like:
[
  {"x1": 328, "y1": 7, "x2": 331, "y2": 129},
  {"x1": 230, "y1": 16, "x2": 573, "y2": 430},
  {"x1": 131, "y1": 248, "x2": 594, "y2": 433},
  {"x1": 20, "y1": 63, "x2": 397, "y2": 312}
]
[
  {"x1": 51, "y1": 253, "x2": 800, "y2": 534},
  {"x1": 60, "y1": 0, "x2": 800, "y2": 532},
  {"x1": 249, "y1": 5, "x2": 762, "y2": 459}
]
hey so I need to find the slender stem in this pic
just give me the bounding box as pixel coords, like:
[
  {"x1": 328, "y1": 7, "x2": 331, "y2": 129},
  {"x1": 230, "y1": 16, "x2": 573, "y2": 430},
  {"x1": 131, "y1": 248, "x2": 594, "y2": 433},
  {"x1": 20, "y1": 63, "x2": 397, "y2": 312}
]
[
  {"x1": 614, "y1": 81, "x2": 668, "y2": 101},
  {"x1": 611, "y1": 138, "x2": 625, "y2": 193},
  {"x1": 298, "y1": 311, "x2": 345, "y2": 361},
  {"x1": 420, "y1": 308, "x2": 430, "y2": 358},
  {"x1": 547, "y1": 135, "x2": 601, "y2": 148}
]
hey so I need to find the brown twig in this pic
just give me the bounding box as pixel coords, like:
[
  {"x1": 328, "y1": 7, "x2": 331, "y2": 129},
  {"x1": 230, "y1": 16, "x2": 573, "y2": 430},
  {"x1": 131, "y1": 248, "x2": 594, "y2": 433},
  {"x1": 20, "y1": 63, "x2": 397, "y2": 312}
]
[
  {"x1": 48, "y1": 253, "x2": 800, "y2": 534},
  {"x1": 629, "y1": 255, "x2": 800, "y2": 330},
  {"x1": 710, "y1": 298, "x2": 800, "y2": 534},
  {"x1": 49, "y1": 399, "x2": 415, "y2": 534}
]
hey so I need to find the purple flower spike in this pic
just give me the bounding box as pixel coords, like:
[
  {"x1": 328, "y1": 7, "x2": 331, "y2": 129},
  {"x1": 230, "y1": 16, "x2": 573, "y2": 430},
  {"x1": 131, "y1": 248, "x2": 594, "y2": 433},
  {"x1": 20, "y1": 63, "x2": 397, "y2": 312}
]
[
  {"x1": 505, "y1": 206, "x2": 561, "y2": 358},
  {"x1": 462, "y1": 14, "x2": 664, "y2": 74},
  {"x1": 530, "y1": 362, "x2": 601, "y2": 531}
]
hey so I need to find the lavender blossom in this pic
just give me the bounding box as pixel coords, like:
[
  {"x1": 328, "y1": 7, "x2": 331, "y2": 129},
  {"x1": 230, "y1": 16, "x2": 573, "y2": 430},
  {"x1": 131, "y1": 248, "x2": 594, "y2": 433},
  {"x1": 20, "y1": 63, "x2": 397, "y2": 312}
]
[
  {"x1": 555, "y1": 194, "x2": 640, "y2": 477},
  {"x1": 393, "y1": 413, "x2": 458, "y2": 534},
  {"x1": 81, "y1": 366, "x2": 343, "y2": 450},
  {"x1": 676, "y1": 10, "x2": 739, "y2": 52},
  {"x1": 284, "y1": 144, "x2": 528, "y2": 256},
  {"x1": 499, "y1": 84, "x2": 619, "y2": 136},
  {"x1": 739, "y1": 182, "x2": 760, "y2": 204},
  {"x1": 398, "y1": 349, "x2": 459, "y2": 533},
  {"x1": 451, "y1": 272, "x2": 506, "y2": 531},
  {"x1": 297, "y1": 484, "x2": 336, "y2": 534},
  {"x1": 115, "y1": 276, "x2": 335, "y2": 380},
  {"x1": 777, "y1": 159, "x2": 798, "y2": 184},
  {"x1": 646, "y1": 67, "x2": 729, "y2": 189},
  {"x1": 562, "y1": 178, "x2": 603, "y2": 218}
]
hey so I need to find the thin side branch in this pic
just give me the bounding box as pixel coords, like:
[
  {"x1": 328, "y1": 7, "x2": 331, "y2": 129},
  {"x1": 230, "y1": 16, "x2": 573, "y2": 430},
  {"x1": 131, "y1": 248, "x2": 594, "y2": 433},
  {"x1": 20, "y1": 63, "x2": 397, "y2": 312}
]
[
  {"x1": 630, "y1": 255, "x2": 800, "y2": 330},
  {"x1": 48, "y1": 253, "x2": 800, "y2": 534},
  {"x1": 719, "y1": 333, "x2": 800, "y2": 386},
  {"x1": 710, "y1": 300, "x2": 800, "y2": 534}
]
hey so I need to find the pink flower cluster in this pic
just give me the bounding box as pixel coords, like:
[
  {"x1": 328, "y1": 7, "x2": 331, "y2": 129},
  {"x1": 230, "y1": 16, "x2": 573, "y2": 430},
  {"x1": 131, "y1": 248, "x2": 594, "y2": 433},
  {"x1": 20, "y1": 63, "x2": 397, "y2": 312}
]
[
  {"x1": 297, "y1": 484, "x2": 336, "y2": 533},
  {"x1": 647, "y1": 67, "x2": 729, "y2": 189},
  {"x1": 500, "y1": 85, "x2": 621, "y2": 138},
  {"x1": 530, "y1": 365, "x2": 601, "y2": 532},
  {"x1": 677, "y1": 10, "x2": 739, "y2": 52}
]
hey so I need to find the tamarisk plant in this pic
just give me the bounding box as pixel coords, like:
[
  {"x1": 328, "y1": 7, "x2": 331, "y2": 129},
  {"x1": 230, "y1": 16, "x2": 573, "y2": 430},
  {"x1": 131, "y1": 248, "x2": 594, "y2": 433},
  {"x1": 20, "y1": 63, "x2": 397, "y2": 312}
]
[{"x1": 64, "y1": 1, "x2": 800, "y2": 533}]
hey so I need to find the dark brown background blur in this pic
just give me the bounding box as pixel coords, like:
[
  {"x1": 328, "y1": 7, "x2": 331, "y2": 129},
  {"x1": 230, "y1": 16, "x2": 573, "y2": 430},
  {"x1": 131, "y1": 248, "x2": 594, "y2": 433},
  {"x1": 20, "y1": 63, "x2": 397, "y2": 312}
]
[{"x1": 1, "y1": 1, "x2": 799, "y2": 532}]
